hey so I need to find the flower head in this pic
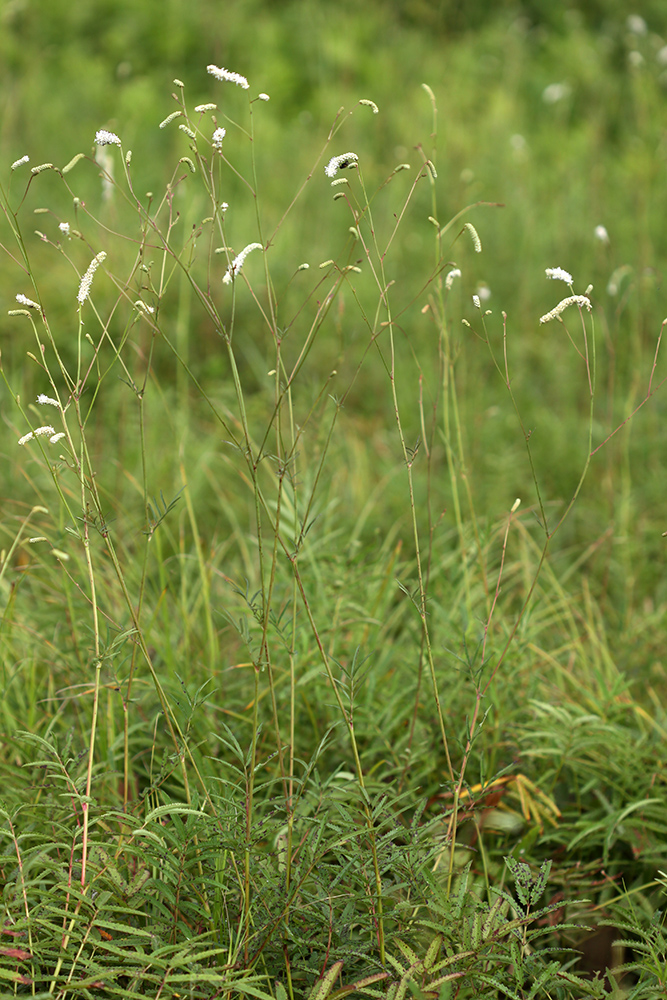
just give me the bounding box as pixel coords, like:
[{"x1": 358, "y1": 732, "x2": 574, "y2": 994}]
[
  {"x1": 77, "y1": 251, "x2": 107, "y2": 304},
  {"x1": 16, "y1": 293, "x2": 40, "y2": 309},
  {"x1": 159, "y1": 111, "x2": 182, "y2": 129},
  {"x1": 18, "y1": 425, "x2": 56, "y2": 446},
  {"x1": 95, "y1": 130, "x2": 121, "y2": 146},
  {"x1": 324, "y1": 152, "x2": 359, "y2": 179},
  {"x1": 207, "y1": 65, "x2": 249, "y2": 89},
  {"x1": 540, "y1": 295, "x2": 592, "y2": 325},
  {"x1": 545, "y1": 267, "x2": 573, "y2": 285},
  {"x1": 464, "y1": 222, "x2": 482, "y2": 253},
  {"x1": 594, "y1": 225, "x2": 609, "y2": 244},
  {"x1": 445, "y1": 268, "x2": 461, "y2": 290},
  {"x1": 222, "y1": 243, "x2": 263, "y2": 284},
  {"x1": 59, "y1": 222, "x2": 70, "y2": 236},
  {"x1": 11, "y1": 155, "x2": 29, "y2": 170},
  {"x1": 212, "y1": 127, "x2": 226, "y2": 149},
  {"x1": 37, "y1": 394, "x2": 60, "y2": 407}
]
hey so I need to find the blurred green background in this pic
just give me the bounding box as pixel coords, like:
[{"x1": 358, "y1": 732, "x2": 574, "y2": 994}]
[
  {"x1": 2, "y1": 0, "x2": 667, "y2": 624},
  {"x1": 3, "y1": 3, "x2": 667, "y2": 516}
]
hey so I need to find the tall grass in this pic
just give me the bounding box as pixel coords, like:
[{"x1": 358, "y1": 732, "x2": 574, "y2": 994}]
[{"x1": 1, "y1": 25, "x2": 667, "y2": 1000}]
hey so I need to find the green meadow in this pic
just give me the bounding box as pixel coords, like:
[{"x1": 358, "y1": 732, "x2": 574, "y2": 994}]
[{"x1": 1, "y1": 2, "x2": 666, "y2": 996}]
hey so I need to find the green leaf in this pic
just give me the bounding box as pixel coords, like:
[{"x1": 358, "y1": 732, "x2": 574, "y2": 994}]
[{"x1": 307, "y1": 960, "x2": 344, "y2": 1000}]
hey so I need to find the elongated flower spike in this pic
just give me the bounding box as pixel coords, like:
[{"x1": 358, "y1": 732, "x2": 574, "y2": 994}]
[
  {"x1": 77, "y1": 251, "x2": 107, "y2": 304},
  {"x1": 324, "y1": 152, "x2": 359, "y2": 178},
  {"x1": 18, "y1": 425, "x2": 56, "y2": 446},
  {"x1": 539, "y1": 294, "x2": 592, "y2": 324},
  {"x1": 159, "y1": 111, "x2": 182, "y2": 129},
  {"x1": 207, "y1": 65, "x2": 250, "y2": 89},
  {"x1": 464, "y1": 222, "x2": 482, "y2": 253},
  {"x1": 16, "y1": 293, "x2": 40, "y2": 309},
  {"x1": 222, "y1": 243, "x2": 264, "y2": 284},
  {"x1": 545, "y1": 266, "x2": 573, "y2": 284}
]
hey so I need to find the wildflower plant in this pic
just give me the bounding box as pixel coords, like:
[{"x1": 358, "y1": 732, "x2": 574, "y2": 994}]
[{"x1": 0, "y1": 60, "x2": 665, "y2": 1000}]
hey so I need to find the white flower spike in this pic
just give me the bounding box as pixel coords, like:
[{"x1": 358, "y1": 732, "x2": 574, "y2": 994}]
[
  {"x1": 540, "y1": 295, "x2": 592, "y2": 324},
  {"x1": 545, "y1": 267, "x2": 573, "y2": 285},
  {"x1": 18, "y1": 425, "x2": 56, "y2": 445},
  {"x1": 325, "y1": 153, "x2": 359, "y2": 178},
  {"x1": 77, "y1": 251, "x2": 107, "y2": 304},
  {"x1": 16, "y1": 294, "x2": 40, "y2": 309},
  {"x1": 95, "y1": 130, "x2": 121, "y2": 146},
  {"x1": 445, "y1": 268, "x2": 461, "y2": 290},
  {"x1": 207, "y1": 65, "x2": 249, "y2": 89},
  {"x1": 222, "y1": 243, "x2": 264, "y2": 284}
]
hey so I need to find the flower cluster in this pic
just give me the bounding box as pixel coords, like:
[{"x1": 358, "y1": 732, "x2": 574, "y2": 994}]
[
  {"x1": 77, "y1": 251, "x2": 107, "y2": 304},
  {"x1": 18, "y1": 425, "x2": 64, "y2": 446},
  {"x1": 539, "y1": 295, "x2": 592, "y2": 325},
  {"x1": 95, "y1": 130, "x2": 121, "y2": 146},
  {"x1": 545, "y1": 267, "x2": 573, "y2": 284},
  {"x1": 324, "y1": 152, "x2": 359, "y2": 178},
  {"x1": 222, "y1": 243, "x2": 263, "y2": 284},
  {"x1": 207, "y1": 65, "x2": 249, "y2": 89},
  {"x1": 212, "y1": 127, "x2": 226, "y2": 149},
  {"x1": 464, "y1": 223, "x2": 482, "y2": 253},
  {"x1": 445, "y1": 268, "x2": 461, "y2": 290},
  {"x1": 16, "y1": 293, "x2": 40, "y2": 309}
]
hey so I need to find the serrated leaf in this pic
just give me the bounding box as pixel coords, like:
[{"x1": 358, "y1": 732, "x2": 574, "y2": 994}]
[
  {"x1": 395, "y1": 938, "x2": 421, "y2": 968},
  {"x1": 423, "y1": 933, "x2": 442, "y2": 970},
  {"x1": 330, "y1": 971, "x2": 389, "y2": 998},
  {"x1": 429, "y1": 949, "x2": 475, "y2": 974},
  {"x1": 471, "y1": 911, "x2": 482, "y2": 948},
  {"x1": 482, "y1": 895, "x2": 510, "y2": 940},
  {"x1": 530, "y1": 858, "x2": 552, "y2": 905},
  {"x1": 308, "y1": 960, "x2": 344, "y2": 1000},
  {"x1": 386, "y1": 952, "x2": 408, "y2": 976},
  {"x1": 476, "y1": 973, "x2": 522, "y2": 1000}
]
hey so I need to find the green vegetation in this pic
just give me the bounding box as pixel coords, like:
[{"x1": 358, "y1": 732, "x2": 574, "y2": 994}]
[{"x1": 1, "y1": 3, "x2": 666, "y2": 997}]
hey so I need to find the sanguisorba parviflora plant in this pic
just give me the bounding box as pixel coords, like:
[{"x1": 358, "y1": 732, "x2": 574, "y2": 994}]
[{"x1": 1, "y1": 63, "x2": 665, "y2": 997}]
